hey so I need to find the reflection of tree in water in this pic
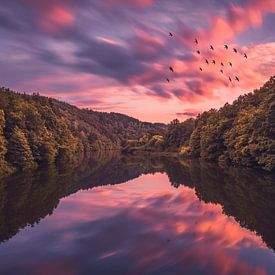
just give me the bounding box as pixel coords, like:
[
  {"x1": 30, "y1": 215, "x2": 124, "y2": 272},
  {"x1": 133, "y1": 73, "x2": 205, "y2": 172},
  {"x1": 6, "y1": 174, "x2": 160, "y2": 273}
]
[
  {"x1": 162, "y1": 158, "x2": 275, "y2": 251},
  {"x1": 0, "y1": 153, "x2": 275, "y2": 251},
  {"x1": 0, "y1": 151, "x2": 160, "y2": 243}
]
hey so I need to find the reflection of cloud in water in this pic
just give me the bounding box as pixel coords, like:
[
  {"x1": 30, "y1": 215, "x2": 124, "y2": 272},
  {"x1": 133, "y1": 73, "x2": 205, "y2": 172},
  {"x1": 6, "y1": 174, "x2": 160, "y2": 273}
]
[{"x1": 0, "y1": 173, "x2": 274, "y2": 275}]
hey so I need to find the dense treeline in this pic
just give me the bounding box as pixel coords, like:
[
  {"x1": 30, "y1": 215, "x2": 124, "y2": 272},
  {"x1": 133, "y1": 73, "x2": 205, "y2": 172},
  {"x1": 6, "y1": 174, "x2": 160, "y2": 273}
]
[
  {"x1": 0, "y1": 88, "x2": 165, "y2": 176},
  {"x1": 0, "y1": 77, "x2": 274, "y2": 175},
  {"x1": 163, "y1": 77, "x2": 275, "y2": 171}
]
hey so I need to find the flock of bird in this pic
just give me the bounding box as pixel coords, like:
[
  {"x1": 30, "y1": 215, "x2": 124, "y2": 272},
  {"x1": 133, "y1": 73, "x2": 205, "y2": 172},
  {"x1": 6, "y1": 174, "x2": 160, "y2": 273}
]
[{"x1": 166, "y1": 33, "x2": 248, "y2": 85}]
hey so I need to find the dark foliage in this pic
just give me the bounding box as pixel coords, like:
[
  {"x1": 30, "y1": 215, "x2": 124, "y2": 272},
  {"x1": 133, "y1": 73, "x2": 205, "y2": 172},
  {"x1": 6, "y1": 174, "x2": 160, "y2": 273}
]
[
  {"x1": 163, "y1": 77, "x2": 275, "y2": 171},
  {"x1": 0, "y1": 88, "x2": 165, "y2": 176},
  {"x1": 0, "y1": 77, "x2": 274, "y2": 174}
]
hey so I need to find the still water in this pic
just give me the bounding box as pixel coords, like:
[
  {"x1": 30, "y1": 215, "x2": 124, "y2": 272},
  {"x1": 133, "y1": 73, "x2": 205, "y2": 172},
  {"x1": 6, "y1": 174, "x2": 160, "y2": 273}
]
[{"x1": 0, "y1": 153, "x2": 275, "y2": 274}]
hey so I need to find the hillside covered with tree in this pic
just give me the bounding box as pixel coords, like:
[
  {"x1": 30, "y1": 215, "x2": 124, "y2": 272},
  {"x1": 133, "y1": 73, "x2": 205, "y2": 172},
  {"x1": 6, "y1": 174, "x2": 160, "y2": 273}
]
[
  {"x1": 162, "y1": 76, "x2": 275, "y2": 171},
  {"x1": 0, "y1": 77, "x2": 274, "y2": 176},
  {"x1": 0, "y1": 88, "x2": 165, "y2": 176}
]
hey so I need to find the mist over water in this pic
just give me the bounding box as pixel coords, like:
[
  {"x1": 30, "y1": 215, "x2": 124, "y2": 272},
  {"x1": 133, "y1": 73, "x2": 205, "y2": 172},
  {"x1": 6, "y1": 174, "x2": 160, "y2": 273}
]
[{"x1": 0, "y1": 153, "x2": 275, "y2": 274}]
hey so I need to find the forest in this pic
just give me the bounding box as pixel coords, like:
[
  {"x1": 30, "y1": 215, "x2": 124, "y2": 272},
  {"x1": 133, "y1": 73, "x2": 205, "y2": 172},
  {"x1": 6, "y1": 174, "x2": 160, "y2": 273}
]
[
  {"x1": 0, "y1": 76, "x2": 274, "y2": 176},
  {"x1": 0, "y1": 88, "x2": 165, "y2": 176},
  {"x1": 162, "y1": 76, "x2": 275, "y2": 171}
]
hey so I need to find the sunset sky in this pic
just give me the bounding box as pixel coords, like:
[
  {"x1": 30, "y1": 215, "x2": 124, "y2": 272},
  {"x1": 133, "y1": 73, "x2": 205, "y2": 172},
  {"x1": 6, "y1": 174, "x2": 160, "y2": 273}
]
[{"x1": 0, "y1": 0, "x2": 274, "y2": 122}]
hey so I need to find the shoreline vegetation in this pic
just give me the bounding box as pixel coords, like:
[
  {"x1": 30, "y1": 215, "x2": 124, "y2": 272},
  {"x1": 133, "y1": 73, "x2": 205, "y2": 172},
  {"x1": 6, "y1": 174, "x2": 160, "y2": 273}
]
[
  {"x1": 0, "y1": 76, "x2": 274, "y2": 177},
  {"x1": 122, "y1": 76, "x2": 275, "y2": 172}
]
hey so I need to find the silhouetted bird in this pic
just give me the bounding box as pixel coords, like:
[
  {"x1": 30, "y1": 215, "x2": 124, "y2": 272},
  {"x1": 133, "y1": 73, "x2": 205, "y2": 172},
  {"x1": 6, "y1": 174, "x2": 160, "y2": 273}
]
[
  {"x1": 166, "y1": 78, "x2": 170, "y2": 83},
  {"x1": 229, "y1": 76, "x2": 232, "y2": 82},
  {"x1": 210, "y1": 45, "x2": 214, "y2": 50},
  {"x1": 233, "y1": 48, "x2": 238, "y2": 53},
  {"x1": 169, "y1": 66, "x2": 174, "y2": 72},
  {"x1": 205, "y1": 59, "x2": 209, "y2": 64},
  {"x1": 244, "y1": 53, "x2": 248, "y2": 59},
  {"x1": 197, "y1": 50, "x2": 200, "y2": 54},
  {"x1": 235, "y1": 76, "x2": 240, "y2": 81},
  {"x1": 221, "y1": 62, "x2": 224, "y2": 66},
  {"x1": 169, "y1": 32, "x2": 173, "y2": 37},
  {"x1": 224, "y1": 45, "x2": 228, "y2": 49},
  {"x1": 212, "y1": 60, "x2": 216, "y2": 64},
  {"x1": 199, "y1": 67, "x2": 203, "y2": 71},
  {"x1": 220, "y1": 69, "x2": 224, "y2": 74},
  {"x1": 229, "y1": 62, "x2": 232, "y2": 67},
  {"x1": 195, "y1": 38, "x2": 198, "y2": 44}
]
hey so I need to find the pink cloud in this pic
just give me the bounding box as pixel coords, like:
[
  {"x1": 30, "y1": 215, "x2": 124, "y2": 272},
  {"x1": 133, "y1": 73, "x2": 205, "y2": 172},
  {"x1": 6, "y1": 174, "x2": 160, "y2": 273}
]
[
  {"x1": 40, "y1": 6, "x2": 75, "y2": 32},
  {"x1": 152, "y1": 0, "x2": 275, "y2": 109},
  {"x1": 176, "y1": 108, "x2": 201, "y2": 117},
  {"x1": 110, "y1": 0, "x2": 155, "y2": 7},
  {"x1": 5, "y1": 0, "x2": 274, "y2": 123},
  {"x1": 26, "y1": 0, "x2": 75, "y2": 32},
  {"x1": 197, "y1": 0, "x2": 275, "y2": 45}
]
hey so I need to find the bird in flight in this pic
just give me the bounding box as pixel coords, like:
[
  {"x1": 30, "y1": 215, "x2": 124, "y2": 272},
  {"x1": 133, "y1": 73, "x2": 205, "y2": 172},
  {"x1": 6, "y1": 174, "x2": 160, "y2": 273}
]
[
  {"x1": 233, "y1": 48, "x2": 238, "y2": 53},
  {"x1": 199, "y1": 67, "x2": 203, "y2": 71},
  {"x1": 166, "y1": 78, "x2": 170, "y2": 83},
  {"x1": 210, "y1": 45, "x2": 214, "y2": 50},
  {"x1": 169, "y1": 66, "x2": 174, "y2": 72},
  {"x1": 169, "y1": 32, "x2": 173, "y2": 37},
  {"x1": 195, "y1": 38, "x2": 198, "y2": 44},
  {"x1": 197, "y1": 50, "x2": 200, "y2": 54},
  {"x1": 220, "y1": 69, "x2": 224, "y2": 74},
  {"x1": 229, "y1": 62, "x2": 233, "y2": 67},
  {"x1": 205, "y1": 59, "x2": 209, "y2": 64},
  {"x1": 244, "y1": 53, "x2": 248, "y2": 59},
  {"x1": 224, "y1": 45, "x2": 229, "y2": 49},
  {"x1": 235, "y1": 76, "x2": 240, "y2": 82},
  {"x1": 221, "y1": 62, "x2": 224, "y2": 66}
]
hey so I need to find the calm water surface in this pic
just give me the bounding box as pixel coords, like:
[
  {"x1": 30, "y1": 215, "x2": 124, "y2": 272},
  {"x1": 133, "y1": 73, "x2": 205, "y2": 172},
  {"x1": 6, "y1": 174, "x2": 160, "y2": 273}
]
[{"x1": 0, "y1": 154, "x2": 275, "y2": 274}]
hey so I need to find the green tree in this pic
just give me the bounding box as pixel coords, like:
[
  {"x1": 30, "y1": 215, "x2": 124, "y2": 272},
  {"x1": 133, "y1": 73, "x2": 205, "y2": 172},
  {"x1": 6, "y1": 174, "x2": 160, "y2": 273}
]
[
  {"x1": 164, "y1": 118, "x2": 194, "y2": 151},
  {"x1": 200, "y1": 110, "x2": 228, "y2": 160},
  {"x1": 0, "y1": 110, "x2": 10, "y2": 175},
  {"x1": 7, "y1": 126, "x2": 36, "y2": 170}
]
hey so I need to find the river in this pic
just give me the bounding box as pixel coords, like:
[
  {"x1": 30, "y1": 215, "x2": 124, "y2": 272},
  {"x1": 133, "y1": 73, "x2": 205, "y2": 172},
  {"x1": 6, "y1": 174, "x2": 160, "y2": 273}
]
[{"x1": 0, "y1": 153, "x2": 275, "y2": 274}]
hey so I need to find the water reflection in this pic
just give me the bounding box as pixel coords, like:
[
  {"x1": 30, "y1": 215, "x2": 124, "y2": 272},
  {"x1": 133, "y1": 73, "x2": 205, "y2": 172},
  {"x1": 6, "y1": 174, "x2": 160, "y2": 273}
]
[{"x1": 0, "y1": 153, "x2": 275, "y2": 274}]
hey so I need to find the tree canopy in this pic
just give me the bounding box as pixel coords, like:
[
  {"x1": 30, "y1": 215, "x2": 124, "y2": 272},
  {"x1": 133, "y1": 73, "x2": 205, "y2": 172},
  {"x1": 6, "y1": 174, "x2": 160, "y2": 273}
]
[{"x1": 164, "y1": 76, "x2": 275, "y2": 171}]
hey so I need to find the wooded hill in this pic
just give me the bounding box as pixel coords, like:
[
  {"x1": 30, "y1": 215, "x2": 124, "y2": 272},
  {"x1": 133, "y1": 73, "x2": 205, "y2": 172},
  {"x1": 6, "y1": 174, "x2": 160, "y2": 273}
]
[
  {"x1": 162, "y1": 76, "x2": 275, "y2": 171},
  {"x1": 0, "y1": 88, "x2": 165, "y2": 175},
  {"x1": 0, "y1": 76, "x2": 274, "y2": 175}
]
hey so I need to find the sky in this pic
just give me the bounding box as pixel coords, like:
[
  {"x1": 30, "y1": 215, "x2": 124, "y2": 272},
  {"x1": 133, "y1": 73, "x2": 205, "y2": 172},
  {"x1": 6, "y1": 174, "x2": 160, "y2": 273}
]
[{"x1": 0, "y1": 0, "x2": 274, "y2": 122}]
